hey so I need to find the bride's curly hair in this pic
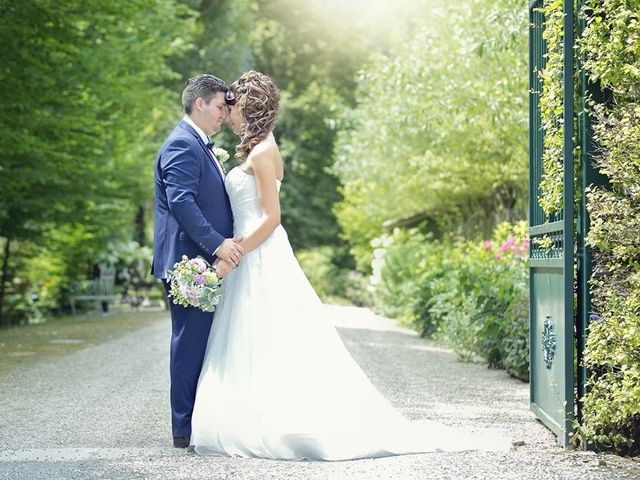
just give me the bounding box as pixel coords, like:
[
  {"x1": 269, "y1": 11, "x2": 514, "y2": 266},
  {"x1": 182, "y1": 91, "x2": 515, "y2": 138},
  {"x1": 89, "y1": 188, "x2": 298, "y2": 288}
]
[{"x1": 229, "y1": 71, "x2": 280, "y2": 160}]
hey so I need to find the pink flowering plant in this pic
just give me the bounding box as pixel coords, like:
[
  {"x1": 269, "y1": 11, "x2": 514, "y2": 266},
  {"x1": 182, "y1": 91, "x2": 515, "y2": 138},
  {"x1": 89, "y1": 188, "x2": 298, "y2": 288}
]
[
  {"x1": 482, "y1": 221, "x2": 530, "y2": 261},
  {"x1": 370, "y1": 221, "x2": 530, "y2": 381},
  {"x1": 167, "y1": 255, "x2": 223, "y2": 312}
]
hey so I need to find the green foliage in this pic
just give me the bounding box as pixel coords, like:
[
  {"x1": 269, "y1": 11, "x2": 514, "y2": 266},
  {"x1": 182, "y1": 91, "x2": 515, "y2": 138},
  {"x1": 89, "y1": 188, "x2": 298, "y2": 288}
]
[
  {"x1": 576, "y1": 0, "x2": 640, "y2": 454},
  {"x1": 165, "y1": 0, "x2": 371, "y2": 251},
  {"x1": 370, "y1": 229, "x2": 443, "y2": 333},
  {"x1": 2, "y1": 220, "x2": 153, "y2": 324},
  {"x1": 296, "y1": 246, "x2": 347, "y2": 301},
  {"x1": 578, "y1": 107, "x2": 640, "y2": 453},
  {"x1": 249, "y1": 0, "x2": 422, "y2": 99},
  {"x1": 1, "y1": 223, "x2": 99, "y2": 324},
  {"x1": 277, "y1": 84, "x2": 344, "y2": 249},
  {"x1": 0, "y1": 0, "x2": 195, "y2": 325},
  {"x1": 1, "y1": 240, "x2": 53, "y2": 325},
  {"x1": 333, "y1": 0, "x2": 529, "y2": 266},
  {"x1": 370, "y1": 222, "x2": 530, "y2": 380},
  {"x1": 536, "y1": 0, "x2": 565, "y2": 216},
  {"x1": 245, "y1": 0, "x2": 404, "y2": 249},
  {"x1": 580, "y1": 0, "x2": 640, "y2": 99},
  {"x1": 174, "y1": 0, "x2": 255, "y2": 83},
  {"x1": 0, "y1": 0, "x2": 435, "y2": 324},
  {"x1": 535, "y1": 0, "x2": 584, "y2": 218},
  {"x1": 296, "y1": 246, "x2": 371, "y2": 306},
  {"x1": 578, "y1": 289, "x2": 640, "y2": 453},
  {"x1": 0, "y1": 0, "x2": 193, "y2": 239},
  {"x1": 98, "y1": 240, "x2": 160, "y2": 303}
]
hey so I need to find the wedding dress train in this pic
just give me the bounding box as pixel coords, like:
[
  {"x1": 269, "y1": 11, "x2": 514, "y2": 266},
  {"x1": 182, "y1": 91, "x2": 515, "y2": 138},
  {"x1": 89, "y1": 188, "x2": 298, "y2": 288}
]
[{"x1": 190, "y1": 167, "x2": 508, "y2": 460}]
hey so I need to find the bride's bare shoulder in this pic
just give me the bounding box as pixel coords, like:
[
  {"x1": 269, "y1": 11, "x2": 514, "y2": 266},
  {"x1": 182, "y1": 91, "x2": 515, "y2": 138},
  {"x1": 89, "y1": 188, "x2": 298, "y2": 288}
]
[
  {"x1": 244, "y1": 133, "x2": 283, "y2": 179},
  {"x1": 250, "y1": 134, "x2": 279, "y2": 158},
  {"x1": 247, "y1": 135, "x2": 281, "y2": 170}
]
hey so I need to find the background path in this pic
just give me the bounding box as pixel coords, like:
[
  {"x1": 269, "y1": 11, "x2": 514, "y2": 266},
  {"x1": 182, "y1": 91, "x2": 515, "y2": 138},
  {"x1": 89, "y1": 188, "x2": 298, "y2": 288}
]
[{"x1": 1, "y1": 305, "x2": 638, "y2": 479}]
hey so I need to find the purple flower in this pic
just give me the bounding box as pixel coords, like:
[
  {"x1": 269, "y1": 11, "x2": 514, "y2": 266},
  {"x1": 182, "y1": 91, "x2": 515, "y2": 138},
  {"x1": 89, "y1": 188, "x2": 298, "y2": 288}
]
[
  {"x1": 194, "y1": 275, "x2": 205, "y2": 286},
  {"x1": 189, "y1": 258, "x2": 207, "y2": 273},
  {"x1": 186, "y1": 288, "x2": 198, "y2": 301}
]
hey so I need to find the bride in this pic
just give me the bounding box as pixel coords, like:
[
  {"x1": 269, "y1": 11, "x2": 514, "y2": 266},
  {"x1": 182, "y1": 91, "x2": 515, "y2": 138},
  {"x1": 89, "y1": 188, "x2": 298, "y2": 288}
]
[{"x1": 190, "y1": 71, "x2": 507, "y2": 460}]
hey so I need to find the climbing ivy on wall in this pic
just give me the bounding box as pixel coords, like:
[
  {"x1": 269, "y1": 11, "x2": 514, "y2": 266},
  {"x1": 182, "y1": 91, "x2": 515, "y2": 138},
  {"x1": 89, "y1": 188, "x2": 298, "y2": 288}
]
[{"x1": 576, "y1": 0, "x2": 640, "y2": 454}]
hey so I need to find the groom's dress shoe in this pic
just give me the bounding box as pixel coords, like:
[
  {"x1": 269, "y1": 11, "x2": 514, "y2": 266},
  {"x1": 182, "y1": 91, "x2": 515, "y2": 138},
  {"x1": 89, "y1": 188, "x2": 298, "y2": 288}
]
[{"x1": 173, "y1": 436, "x2": 190, "y2": 448}]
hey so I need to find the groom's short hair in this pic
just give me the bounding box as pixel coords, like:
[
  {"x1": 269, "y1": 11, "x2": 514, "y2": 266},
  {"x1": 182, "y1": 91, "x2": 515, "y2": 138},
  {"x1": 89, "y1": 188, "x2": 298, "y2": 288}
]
[{"x1": 182, "y1": 74, "x2": 228, "y2": 114}]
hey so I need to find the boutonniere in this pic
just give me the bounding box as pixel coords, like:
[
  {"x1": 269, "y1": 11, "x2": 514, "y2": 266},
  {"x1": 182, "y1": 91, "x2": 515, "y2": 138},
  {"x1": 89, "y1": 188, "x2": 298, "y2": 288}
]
[{"x1": 212, "y1": 147, "x2": 230, "y2": 163}]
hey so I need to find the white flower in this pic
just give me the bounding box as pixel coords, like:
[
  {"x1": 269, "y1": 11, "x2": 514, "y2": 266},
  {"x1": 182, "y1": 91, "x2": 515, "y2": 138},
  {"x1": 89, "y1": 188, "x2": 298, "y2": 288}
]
[
  {"x1": 372, "y1": 248, "x2": 386, "y2": 260},
  {"x1": 371, "y1": 258, "x2": 385, "y2": 272},
  {"x1": 212, "y1": 147, "x2": 230, "y2": 163}
]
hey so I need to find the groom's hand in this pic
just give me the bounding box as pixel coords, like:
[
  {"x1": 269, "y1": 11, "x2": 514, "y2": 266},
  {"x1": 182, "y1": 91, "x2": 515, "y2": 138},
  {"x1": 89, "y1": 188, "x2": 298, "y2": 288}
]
[
  {"x1": 216, "y1": 238, "x2": 245, "y2": 266},
  {"x1": 214, "y1": 259, "x2": 234, "y2": 278}
]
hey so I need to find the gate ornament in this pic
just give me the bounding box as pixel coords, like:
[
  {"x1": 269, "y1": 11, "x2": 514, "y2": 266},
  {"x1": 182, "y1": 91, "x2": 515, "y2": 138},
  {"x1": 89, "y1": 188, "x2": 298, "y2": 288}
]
[{"x1": 542, "y1": 316, "x2": 556, "y2": 369}]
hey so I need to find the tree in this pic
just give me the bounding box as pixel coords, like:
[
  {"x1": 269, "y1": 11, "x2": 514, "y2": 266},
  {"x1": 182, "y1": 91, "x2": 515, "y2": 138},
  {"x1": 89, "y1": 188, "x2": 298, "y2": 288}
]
[
  {"x1": 0, "y1": 0, "x2": 195, "y2": 324},
  {"x1": 333, "y1": 0, "x2": 529, "y2": 268}
]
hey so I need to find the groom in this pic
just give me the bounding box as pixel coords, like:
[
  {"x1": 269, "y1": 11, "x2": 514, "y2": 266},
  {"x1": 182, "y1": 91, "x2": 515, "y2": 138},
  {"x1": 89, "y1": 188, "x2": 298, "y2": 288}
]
[{"x1": 152, "y1": 74, "x2": 244, "y2": 448}]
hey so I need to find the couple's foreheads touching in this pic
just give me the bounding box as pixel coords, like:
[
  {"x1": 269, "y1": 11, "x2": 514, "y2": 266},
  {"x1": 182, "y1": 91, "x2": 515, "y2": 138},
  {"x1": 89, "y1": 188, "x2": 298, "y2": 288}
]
[{"x1": 181, "y1": 71, "x2": 279, "y2": 161}]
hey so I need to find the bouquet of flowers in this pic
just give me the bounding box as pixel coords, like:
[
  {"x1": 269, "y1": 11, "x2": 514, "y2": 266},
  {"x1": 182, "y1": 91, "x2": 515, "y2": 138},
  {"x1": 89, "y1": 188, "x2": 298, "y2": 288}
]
[{"x1": 167, "y1": 255, "x2": 223, "y2": 312}]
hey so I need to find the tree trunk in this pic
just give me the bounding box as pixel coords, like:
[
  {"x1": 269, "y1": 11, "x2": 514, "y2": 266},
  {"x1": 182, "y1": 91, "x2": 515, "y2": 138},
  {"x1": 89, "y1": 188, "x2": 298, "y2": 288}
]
[
  {"x1": 0, "y1": 238, "x2": 11, "y2": 327},
  {"x1": 134, "y1": 205, "x2": 145, "y2": 245}
]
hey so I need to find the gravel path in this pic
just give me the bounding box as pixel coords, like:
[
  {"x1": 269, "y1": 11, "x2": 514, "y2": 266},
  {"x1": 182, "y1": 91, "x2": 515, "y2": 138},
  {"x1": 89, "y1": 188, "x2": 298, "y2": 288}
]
[{"x1": 1, "y1": 305, "x2": 638, "y2": 480}]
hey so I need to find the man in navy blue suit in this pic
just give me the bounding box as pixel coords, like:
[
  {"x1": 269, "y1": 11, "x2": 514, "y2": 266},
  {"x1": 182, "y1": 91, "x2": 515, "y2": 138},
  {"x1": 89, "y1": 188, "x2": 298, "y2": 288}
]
[{"x1": 152, "y1": 74, "x2": 244, "y2": 448}]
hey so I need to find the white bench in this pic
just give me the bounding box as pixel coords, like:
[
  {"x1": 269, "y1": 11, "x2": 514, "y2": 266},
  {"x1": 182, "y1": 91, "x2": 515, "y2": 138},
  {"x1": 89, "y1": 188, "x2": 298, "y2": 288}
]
[{"x1": 70, "y1": 265, "x2": 118, "y2": 315}]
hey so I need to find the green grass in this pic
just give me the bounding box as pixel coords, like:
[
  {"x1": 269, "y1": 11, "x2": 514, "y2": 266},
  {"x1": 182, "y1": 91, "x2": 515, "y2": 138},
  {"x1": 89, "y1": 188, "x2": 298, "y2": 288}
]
[{"x1": 0, "y1": 307, "x2": 169, "y2": 379}]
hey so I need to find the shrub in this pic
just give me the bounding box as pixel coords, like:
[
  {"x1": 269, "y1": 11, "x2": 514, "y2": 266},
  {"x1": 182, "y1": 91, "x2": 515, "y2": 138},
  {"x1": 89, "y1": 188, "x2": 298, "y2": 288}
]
[
  {"x1": 576, "y1": 110, "x2": 640, "y2": 453},
  {"x1": 295, "y1": 246, "x2": 371, "y2": 305},
  {"x1": 97, "y1": 240, "x2": 160, "y2": 307},
  {"x1": 370, "y1": 229, "x2": 436, "y2": 328},
  {"x1": 370, "y1": 222, "x2": 529, "y2": 380},
  {"x1": 573, "y1": 0, "x2": 640, "y2": 454},
  {"x1": 434, "y1": 224, "x2": 529, "y2": 378},
  {"x1": 2, "y1": 238, "x2": 73, "y2": 325}
]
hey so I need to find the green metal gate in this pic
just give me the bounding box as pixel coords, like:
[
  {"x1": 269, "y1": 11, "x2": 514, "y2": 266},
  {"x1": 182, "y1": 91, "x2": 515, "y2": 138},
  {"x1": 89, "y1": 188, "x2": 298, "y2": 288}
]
[
  {"x1": 529, "y1": 0, "x2": 605, "y2": 449},
  {"x1": 528, "y1": 0, "x2": 575, "y2": 447}
]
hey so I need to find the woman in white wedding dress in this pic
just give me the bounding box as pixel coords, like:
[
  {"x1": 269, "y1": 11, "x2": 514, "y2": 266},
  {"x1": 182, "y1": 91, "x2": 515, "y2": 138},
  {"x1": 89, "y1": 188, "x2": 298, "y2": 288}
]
[{"x1": 190, "y1": 71, "x2": 508, "y2": 460}]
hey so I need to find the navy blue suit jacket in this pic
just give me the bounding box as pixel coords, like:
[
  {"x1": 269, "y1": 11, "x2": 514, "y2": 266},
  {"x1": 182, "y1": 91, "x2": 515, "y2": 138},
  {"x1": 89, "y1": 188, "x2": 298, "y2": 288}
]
[{"x1": 152, "y1": 120, "x2": 233, "y2": 279}]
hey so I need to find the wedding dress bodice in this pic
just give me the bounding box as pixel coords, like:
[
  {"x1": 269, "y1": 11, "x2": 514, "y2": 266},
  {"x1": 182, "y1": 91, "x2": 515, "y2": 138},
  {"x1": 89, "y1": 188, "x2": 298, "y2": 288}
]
[{"x1": 224, "y1": 166, "x2": 282, "y2": 237}]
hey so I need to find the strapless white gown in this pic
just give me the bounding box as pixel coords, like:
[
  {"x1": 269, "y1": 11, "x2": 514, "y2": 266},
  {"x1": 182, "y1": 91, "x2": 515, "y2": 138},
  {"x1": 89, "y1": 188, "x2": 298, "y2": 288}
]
[{"x1": 190, "y1": 167, "x2": 507, "y2": 460}]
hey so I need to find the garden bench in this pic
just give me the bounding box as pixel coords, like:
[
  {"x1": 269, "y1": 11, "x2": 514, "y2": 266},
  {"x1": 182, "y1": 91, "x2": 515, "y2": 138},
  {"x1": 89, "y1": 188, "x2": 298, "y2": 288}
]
[{"x1": 70, "y1": 265, "x2": 118, "y2": 315}]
